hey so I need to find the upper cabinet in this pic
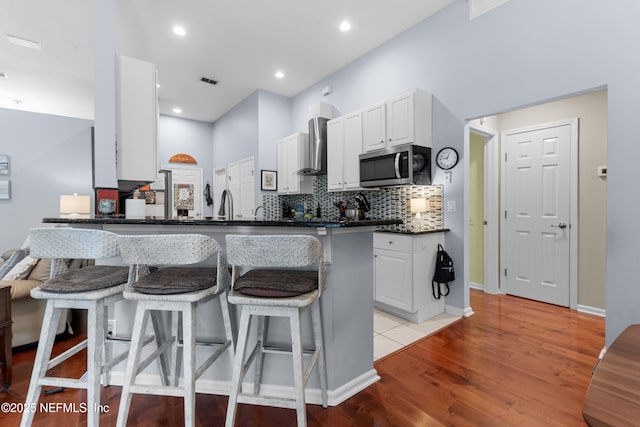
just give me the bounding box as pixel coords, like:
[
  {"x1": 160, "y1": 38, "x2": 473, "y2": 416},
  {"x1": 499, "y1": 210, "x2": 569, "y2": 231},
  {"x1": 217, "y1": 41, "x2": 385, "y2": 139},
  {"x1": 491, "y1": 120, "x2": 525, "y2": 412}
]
[
  {"x1": 327, "y1": 110, "x2": 364, "y2": 192},
  {"x1": 362, "y1": 102, "x2": 387, "y2": 152},
  {"x1": 116, "y1": 55, "x2": 158, "y2": 189},
  {"x1": 363, "y1": 89, "x2": 432, "y2": 152},
  {"x1": 277, "y1": 132, "x2": 313, "y2": 195}
]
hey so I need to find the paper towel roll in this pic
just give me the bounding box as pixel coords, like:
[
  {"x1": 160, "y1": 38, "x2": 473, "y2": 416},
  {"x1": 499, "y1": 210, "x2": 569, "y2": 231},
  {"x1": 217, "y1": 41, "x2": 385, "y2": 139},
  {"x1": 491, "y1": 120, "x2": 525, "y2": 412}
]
[{"x1": 126, "y1": 199, "x2": 146, "y2": 219}]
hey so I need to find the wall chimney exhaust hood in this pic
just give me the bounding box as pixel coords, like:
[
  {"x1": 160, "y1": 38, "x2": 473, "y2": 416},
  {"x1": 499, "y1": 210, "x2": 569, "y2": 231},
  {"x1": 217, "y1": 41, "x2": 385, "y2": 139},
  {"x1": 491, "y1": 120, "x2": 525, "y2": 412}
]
[{"x1": 296, "y1": 116, "x2": 329, "y2": 175}]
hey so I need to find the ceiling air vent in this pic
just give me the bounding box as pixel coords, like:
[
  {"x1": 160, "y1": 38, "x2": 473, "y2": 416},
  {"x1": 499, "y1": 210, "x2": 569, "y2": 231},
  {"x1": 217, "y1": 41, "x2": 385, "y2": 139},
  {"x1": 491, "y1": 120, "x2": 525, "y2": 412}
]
[{"x1": 200, "y1": 77, "x2": 218, "y2": 85}]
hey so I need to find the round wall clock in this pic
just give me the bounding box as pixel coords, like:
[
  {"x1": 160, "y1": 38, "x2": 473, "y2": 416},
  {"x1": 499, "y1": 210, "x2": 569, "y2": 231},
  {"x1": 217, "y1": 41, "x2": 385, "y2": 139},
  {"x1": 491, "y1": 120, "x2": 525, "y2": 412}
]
[{"x1": 435, "y1": 147, "x2": 459, "y2": 170}]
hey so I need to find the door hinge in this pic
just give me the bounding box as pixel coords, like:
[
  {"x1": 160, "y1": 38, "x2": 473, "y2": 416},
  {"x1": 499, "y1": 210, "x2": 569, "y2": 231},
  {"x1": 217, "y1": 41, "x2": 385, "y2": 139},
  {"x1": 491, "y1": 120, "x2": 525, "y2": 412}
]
[
  {"x1": 504, "y1": 268, "x2": 507, "y2": 277},
  {"x1": 505, "y1": 152, "x2": 508, "y2": 162},
  {"x1": 504, "y1": 210, "x2": 507, "y2": 220}
]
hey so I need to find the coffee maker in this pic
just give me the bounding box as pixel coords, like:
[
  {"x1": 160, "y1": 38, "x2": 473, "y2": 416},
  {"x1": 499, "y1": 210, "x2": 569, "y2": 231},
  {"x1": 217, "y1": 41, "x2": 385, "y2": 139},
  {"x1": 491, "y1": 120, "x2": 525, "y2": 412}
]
[{"x1": 354, "y1": 192, "x2": 370, "y2": 220}]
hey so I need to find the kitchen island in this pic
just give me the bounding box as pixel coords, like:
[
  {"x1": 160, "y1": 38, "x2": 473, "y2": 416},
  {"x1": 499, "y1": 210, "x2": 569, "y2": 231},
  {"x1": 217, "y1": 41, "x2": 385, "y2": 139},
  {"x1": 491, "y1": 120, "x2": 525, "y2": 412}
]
[{"x1": 42, "y1": 217, "x2": 401, "y2": 406}]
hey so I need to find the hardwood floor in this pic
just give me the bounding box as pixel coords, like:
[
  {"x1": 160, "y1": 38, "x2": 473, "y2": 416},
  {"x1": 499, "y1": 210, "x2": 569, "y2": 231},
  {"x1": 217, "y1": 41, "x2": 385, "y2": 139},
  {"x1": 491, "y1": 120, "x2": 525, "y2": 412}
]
[{"x1": 0, "y1": 290, "x2": 604, "y2": 426}]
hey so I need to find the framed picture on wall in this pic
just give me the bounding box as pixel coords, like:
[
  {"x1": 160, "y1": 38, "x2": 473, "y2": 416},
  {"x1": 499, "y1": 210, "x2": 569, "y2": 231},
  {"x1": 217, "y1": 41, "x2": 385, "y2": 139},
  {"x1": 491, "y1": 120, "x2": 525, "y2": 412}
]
[
  {"x1": 261, "y1": 170, "x2": 277, "y2": 191},
  {"x1": 0, "y1": 155, "x2": 8, "y2": 175},
  {"x1": 0, "y1": 180, "x2": 10, "y2": 200},
  {"x1": 94, "y1": 187, "x2": 119, "y2": 216}
]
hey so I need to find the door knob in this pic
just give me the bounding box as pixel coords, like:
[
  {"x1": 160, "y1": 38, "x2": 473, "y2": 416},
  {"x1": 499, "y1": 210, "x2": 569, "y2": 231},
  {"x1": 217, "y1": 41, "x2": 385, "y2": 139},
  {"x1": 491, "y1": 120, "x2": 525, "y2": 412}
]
[{"x1": 551, "y1": 222, "x2": 567, "y2": 229}]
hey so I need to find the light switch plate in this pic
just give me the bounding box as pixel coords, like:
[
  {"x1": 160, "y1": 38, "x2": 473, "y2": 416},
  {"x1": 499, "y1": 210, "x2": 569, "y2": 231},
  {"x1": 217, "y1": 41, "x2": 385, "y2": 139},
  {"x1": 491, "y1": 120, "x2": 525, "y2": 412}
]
[
  {"x1": 444, "y1": 171, "x2": 452, "y2": 184},
  {"x1": 447, "y1": 200, "x2": 457, "y2": 212}
]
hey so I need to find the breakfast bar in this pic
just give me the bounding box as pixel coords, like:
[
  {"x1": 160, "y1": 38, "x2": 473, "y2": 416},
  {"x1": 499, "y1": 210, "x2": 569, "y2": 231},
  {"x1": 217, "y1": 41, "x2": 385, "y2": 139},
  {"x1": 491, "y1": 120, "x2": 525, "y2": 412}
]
[{"x1": 42, "y1": 217, "x2": 400, "y2": 406}]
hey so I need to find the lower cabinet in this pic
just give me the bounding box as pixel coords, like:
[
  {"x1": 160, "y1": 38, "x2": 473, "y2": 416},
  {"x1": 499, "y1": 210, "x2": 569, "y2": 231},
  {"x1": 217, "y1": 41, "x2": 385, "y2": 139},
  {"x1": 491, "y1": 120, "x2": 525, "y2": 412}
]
[{"x1": 373, "y1": 231, "x2": 445, "y2": 322}]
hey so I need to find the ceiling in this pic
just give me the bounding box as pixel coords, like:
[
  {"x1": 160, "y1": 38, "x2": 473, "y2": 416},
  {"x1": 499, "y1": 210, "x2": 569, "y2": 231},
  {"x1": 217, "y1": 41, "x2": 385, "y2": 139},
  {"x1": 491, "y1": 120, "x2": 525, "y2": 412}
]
[{"x1": 0, "y1": 0, "x2": 456, "y2": 123}]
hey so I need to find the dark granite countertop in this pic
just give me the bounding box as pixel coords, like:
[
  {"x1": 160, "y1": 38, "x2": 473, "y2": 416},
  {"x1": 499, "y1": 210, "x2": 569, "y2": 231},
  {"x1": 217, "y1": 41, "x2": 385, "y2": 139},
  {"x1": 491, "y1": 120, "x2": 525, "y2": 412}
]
[
  {"x1": 374, "y1": 227, "x2": 449, "y2": 235},
  {"x1": 42, "y1": 217, "x2": 402, "y2": 228}
]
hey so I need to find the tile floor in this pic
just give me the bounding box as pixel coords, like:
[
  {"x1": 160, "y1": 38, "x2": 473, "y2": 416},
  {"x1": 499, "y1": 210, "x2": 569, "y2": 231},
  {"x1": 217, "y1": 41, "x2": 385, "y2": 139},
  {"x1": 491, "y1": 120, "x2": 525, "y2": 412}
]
[{"x1": 373, "y1": 309, "x2": 461, "y2": 361}]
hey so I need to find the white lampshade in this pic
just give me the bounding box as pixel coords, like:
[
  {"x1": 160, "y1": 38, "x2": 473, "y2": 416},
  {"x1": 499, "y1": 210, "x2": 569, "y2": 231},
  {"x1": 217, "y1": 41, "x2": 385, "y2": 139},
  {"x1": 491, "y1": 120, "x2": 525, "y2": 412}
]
[
  {"x1": 410, "y1": 198, "x2": 428, "y2": 214},
  {"x1": 60, "y1": 193, "x2": 91, "y2": 218}
]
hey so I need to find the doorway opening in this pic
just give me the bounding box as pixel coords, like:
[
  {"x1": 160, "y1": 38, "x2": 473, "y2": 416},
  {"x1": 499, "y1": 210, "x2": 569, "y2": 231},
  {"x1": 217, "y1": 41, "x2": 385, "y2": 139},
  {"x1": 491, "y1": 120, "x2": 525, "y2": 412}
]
[{"x1": 464, "y1": 88, "x2": 607, "y2": 313}]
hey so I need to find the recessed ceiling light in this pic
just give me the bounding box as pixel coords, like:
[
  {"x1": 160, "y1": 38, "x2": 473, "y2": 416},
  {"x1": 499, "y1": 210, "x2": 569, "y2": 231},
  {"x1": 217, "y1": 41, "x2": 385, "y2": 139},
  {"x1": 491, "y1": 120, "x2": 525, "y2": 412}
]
[
  {"x1": 173, "y1": 26, "x2": 186, "y2": 36},
  {"x1": 275, "y1": 70, "x2": 285, "y2": 79},
  {"x1": 7, "y1": 34, "x2": 41, "y2": 50},
  {"x1": 172, "y1": 108, "x2": 182, "y2": 114},
  {"x1": 339, "y1": 21, "x2": 351, "y2": 32}
]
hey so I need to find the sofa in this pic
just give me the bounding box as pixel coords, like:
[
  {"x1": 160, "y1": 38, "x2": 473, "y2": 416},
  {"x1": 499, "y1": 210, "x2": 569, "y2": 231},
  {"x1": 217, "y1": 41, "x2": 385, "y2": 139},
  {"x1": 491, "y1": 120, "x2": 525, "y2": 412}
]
[{"x1": 0, "y1": 248, "x2": 90, "y2": 347}]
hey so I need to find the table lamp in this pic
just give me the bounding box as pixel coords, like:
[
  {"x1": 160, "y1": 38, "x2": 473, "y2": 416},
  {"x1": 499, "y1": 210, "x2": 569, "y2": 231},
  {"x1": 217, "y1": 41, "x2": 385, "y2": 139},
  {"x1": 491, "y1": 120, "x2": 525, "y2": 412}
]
[
  {"x1": 410, "y1": 197, "x2": 428, "y2": 231},
  {"x1": 59, "y1": 193, "x2": 91, "y2": 218}
]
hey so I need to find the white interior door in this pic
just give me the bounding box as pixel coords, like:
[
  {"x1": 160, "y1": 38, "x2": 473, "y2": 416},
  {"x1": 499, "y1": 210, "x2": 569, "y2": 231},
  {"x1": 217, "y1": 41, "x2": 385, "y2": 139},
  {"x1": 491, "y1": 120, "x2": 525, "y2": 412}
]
[
  {"x1": 227, "y1": 162, "x2": 240, "y2": 218},
  {"x1": 239, "y1": 157, "x2": 255, "y2": 218},
  {"x1": 165, "y1": 165, "x2": 203, "y2": 219},
  {"x1": 503, "y1": 124, "x2": 571, "y2": 306}
]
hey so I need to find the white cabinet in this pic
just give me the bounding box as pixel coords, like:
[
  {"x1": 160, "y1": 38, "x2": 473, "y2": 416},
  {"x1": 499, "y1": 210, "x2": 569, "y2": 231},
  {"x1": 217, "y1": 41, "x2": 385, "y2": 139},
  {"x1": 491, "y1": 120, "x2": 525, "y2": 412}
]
[
  {"x1": 116, "y1": 55, "x2": 158, "y2": 187},
  {"x1": 363, "y1": 89, "x2": 432, "y2": 152},
  {"x1": 373, "y1": 231, "x2": 445, "y2": 323},
  {"x1": 277, "y1": 133, "x2": 313, "y2": 195},
  {"x1": 327, "y1": 110, "x2": 364, "y2": 192},
  {"x1": 363, "y1": 101, "x2": 387, "y2": 152}
]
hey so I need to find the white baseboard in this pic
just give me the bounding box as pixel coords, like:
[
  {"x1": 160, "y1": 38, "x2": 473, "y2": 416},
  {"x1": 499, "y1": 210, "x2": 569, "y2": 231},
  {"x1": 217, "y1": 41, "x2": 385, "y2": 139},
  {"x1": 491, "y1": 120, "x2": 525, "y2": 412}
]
[
  {"x1": 446, "y1": 304, "x2": 474, "y2": 317},
  {"x1": 107, "y1": 368, "x2": 380, "y2": 407},
  {"x1": 469, "y1": 282, "x2": 484, "y2": 291},
  {"x1": 577, "y1": 304, "x2": 606, "y2": 318}
]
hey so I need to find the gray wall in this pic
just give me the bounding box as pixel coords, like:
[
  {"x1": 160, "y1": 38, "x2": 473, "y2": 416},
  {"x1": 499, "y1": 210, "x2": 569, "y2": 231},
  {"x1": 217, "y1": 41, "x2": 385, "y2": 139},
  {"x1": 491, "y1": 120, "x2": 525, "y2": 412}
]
[
  {"x1": 8, "y1": 0, "x2": 637, "y2": 345},
  {"x1": 211, "y1": 91, "x2": 259, "y2": 169},
  {"x1": 0, "y1": 110, "x2": 214, "y2": 249},
  {"x1": 0, "y1": 108, "x2": 93, "y2": 249},
  {"x1": 212, "y1": 89, "x2": 292, "y2": 209},
  {"x1": 157, "y1": 115, "x2": 215, "y2": 218},
  {"x1": 257, "y1": 90, "x2": 292, "y2": 172},
  {"x1": 287, "y1": 0, "x2": 633, "y2": 344}
]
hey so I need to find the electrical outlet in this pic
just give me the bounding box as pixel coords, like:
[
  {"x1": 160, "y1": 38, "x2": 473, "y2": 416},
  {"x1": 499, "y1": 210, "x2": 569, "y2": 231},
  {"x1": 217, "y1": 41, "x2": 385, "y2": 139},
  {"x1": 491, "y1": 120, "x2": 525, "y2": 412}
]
[{"x1": 107, "y1": 319, "x2": 116, "y2": 337}]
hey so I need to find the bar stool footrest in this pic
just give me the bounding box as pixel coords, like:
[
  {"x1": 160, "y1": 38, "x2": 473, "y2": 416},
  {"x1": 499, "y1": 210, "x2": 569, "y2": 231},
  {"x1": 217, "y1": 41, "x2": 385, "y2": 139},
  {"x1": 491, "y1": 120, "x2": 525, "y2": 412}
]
[
  {"x1": 128, "y1": 384, "x2": 185, "y2": 398},
  {"x1": 237, "y1": 393, "x2": 298, "y2": 410},
  {"x1": 47, "y1": 339, "x2": 88, "y2": 370},
  {"x1": 39, "y1": 377, "x2": 88, "y2": 389}
]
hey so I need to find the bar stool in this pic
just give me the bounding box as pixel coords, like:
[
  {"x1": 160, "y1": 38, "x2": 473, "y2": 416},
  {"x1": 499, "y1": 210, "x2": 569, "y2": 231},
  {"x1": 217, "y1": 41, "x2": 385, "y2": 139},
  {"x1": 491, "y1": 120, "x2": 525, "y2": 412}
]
[
  {"x1": 116, "y1": 234, "x2": 234, "y2": 427},
  {"x1": 224, "y1": 234, "x2": 327, "y2": 427},
  {"x1": 21, "y1": 228, "x2": 130, "y2": 427}
]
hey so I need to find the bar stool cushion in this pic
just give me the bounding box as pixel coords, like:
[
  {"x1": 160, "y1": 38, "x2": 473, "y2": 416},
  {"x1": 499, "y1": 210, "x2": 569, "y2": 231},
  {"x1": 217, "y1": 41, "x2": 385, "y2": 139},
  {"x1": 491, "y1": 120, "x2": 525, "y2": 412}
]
[
  {"x1": 132, "y1": 267, "x2": 217, "y2": 295},
  {"x1": 40, "y1": 265, "x2": 129, "y2": 293},
  {"x1": 233, "y1": 269, "x2": 318, "y2": 298}
]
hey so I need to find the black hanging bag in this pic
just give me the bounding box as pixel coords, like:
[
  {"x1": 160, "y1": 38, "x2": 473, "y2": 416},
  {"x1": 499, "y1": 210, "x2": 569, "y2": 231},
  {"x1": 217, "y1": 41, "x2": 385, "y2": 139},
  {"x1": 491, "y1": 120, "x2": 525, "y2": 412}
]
[{"x1": 432, "y1": 244, "x2": 454, "y2": 300}]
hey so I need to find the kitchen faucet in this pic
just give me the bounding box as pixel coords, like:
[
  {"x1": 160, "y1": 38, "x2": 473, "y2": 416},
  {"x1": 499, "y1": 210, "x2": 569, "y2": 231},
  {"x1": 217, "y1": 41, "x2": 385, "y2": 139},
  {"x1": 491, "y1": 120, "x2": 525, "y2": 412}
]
[
  {"x1": 254, "y1": 205, "x2": 264, "y2": 219},
  {"x1": 158, "y1": 169, "x2": 173, "y2": 219},
  {"x1": 217, "y1": 189, "x2": 234, "y2": 220}
]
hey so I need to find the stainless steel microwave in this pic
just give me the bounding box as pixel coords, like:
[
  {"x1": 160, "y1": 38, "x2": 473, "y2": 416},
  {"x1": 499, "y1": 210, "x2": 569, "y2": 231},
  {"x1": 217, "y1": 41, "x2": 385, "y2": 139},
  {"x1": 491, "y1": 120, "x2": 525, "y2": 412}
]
[{"x1": 359, "y1": 144, "x2": 431, "y2": 187}]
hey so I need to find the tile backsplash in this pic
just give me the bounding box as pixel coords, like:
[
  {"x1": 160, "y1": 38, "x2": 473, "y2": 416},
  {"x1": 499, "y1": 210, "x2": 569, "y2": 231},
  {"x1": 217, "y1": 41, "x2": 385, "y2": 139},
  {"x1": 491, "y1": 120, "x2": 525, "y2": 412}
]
[{"x1": 262, "y1": 176, "x2": 443, "y2": 232}]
